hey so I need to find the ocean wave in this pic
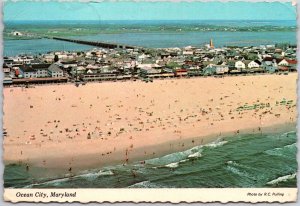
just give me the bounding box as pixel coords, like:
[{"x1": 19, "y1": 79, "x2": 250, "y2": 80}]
[
  {"x1": 128, "y1": 180, "x2": 162, "y2": 188},
  {"x1": 145, "y1": 150, "x2": 191, "y2": 166},
  {"x1": 165, "y1": 162, "x2": 179, "y2": 168},
  {"x1": 145, "y1": 138, "x2": 226, "y2": 166},
  {"x1": 284, "y1": 142, "x2": 297, "y2": 149},
  {"x1": 226, "y1": 165, "x2": 246, "y2": 177},
  {"x1": 75, "y1": 170, "x2": 114, "y2": 179},
  {"x1": 266, "y1": 173, "x2": 296, "y2": 185},
  {"x1": 225, "y1": 161, "x2": 254, "y2": 180},
  {"x1": 188, "y1": 151, "x2": 202, "y2": 158},
  {"x1": 24, "y1": 169, "x2": 115, "y2": 188},
  {"x1": 280, "y1": 131, "x2": 296, "y2": 137},
  {"x1": 145, "y1": 145, "x2": 203, "y2": 166},
  {"x1": 179, "y1": 159, "x2": 189, "y2": 163},
  {"x1": 24, "y1": 177, "x2": 70, "y2": 188},
  {"x1": 264, "y1": 143, "x2": 296, "y2": 157},
  {"x1": 226, "y1": 160, "x2": 254, "y2": 171},
  {"x1": 205, "y1": 140, "x2": 228, "y2": 148}
]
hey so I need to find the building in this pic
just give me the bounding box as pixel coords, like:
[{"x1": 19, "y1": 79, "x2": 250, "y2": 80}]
[
  {"x1": 210, "y1": 39, "x2": 214, "y2": 49},
  {"x1": 228, "y1": 60, "x2": 246, "y2": 71},
  {"x1": 140, "y1": 67, "x2": 162, "y2": 78},
  {"x1": 48, "y1": 64, "x2": 64, "y2": 78},
  {"x1": 277, "y1": 59, "x2": 289, "y2": 66},
  {"x1": 34, "y1": 64, "x2": 51, "y2": 78},
  {"x1": 204, "y1": 64, "x2": 229, "y2": 75},
  {"x1": 286, "y1": 59, "x2": 297, "y2": 71},
  {"x1": 174, "y1": 68, "x2": 188, "y2": 77},
  {"x1": 42, "y1": 54, "x2": 55, "y2": 63},
  {"x1": 20, "y1": 64, "x2": 51, "y2": 78},
  {"x1": 12, "y1": 31, "x2": 23, "y2": 36},
  {"x1": 247, "y1": 60, "x2": 261, "y2": 69},
  {"x1": 262, "y1": 59, "x2": 278, "y2": 73},
  {"x1": 20, "y1": 66, "x2": 37, "y2": 78},
  {"x1": 60, "y1": 60, "x2": 78, "y2": 69}
]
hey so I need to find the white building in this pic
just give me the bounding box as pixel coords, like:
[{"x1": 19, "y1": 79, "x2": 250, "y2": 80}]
[
  {"x1": 204, "y1": 64, "x2": 229, "y2": 75},
  {"x1": 48, "y1": 64, "x2": 64, "y2": 78},
  {"x1": 12, "y1": 31, "x2": 23, "y2": 36},
  {"x1": 235, "y1": 61, "x2": 246, "y2": 69},
  {"x1": 247, "y1": 60, "x2": 261, "y2": 69},
  {"x1": 21, "y1": 67, "x2": 37, "y2": 78}
]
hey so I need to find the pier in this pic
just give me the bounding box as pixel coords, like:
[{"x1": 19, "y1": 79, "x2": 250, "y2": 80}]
[{"x1": 51, "y1": 37, "x2": 142, "y2": 50}]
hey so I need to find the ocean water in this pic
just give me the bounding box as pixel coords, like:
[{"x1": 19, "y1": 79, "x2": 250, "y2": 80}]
[
  {"x1": 4, "y1": 130, "x2": 297, "y2": 188},
  {"x1": 4, "y1": 20, "x2": 297, "y2": 56}
]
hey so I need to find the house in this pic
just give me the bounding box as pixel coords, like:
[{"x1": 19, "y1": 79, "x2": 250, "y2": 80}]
[
  {"x1": 286, "y1": 59, "x2": 297, "y2": 71},
  {"x1": 204, "y1": 64, "x2": 229, "y2": 75},
  {"x1": 277, "y1": 59, "x2": 289, "y2": 66},
  {"x1": 31, "y1": 64, "x2": 51, "y2": 78},
  {"x1": 140, "y1": 66, "x2": 162, "y2": 78},
  {"x1": 228, "y1": 60, "x2": 245, "y2": 71},
  {"x1": 262, "y1": 59, "x2": 278, "y2": 73},
  {"x1": 174, "y1": 68, "x2": 187, "y2": 77},
  {"x1": 48, "y1": 64, "x2": 64, "y2": 78},
  {"x1": 60, "y1": 60, "x2": 78, "y2": 69},
  {"x1": 137, "y1": 54, "x2": 149, "y2": 62},
  {"x1": 42, "y1": 54, "x2": 55, "y2": 63},
  {"x1": 182, "y1": 50, "x2": 194, "y2": 55},
  {"x1": 3, "y1": 66, "x2": 11, "y2": 74},
  {"x1": 20, "y1": 66, "x2": 37, "y2": 78},
  {"x1": 12, "y1": 31, "x2": 23, "y2": 36},
  {"x1": 247, "y1": 60, "x2": 261, "y2": 69},
  {"x1": 187, "y1": 68, "x2": 202, "y2": 76},
  {"x1": 71, "y1": 66, "x2": 86, "y2": 78},
  {"x1": 3, "y1": 77, "x2": 13, "y2": 85},
  {"x1": 19, "y1": 63, "x2": 50, "y2": 78}
]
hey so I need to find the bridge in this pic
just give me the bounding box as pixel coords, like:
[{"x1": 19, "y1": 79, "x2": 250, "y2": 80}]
[{"x1": 50, "y1": 37, "x2": 143, "y2": 50}]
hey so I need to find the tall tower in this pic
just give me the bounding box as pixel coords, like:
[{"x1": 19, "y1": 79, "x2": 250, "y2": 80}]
[{"x1": 210, "y1": 38, "x2": 214, "y2": 49}]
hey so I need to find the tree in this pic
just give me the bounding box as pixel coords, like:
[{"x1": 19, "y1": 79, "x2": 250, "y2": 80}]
[
  {"x1": 54, "y1": 55, "x2": 59, "y2": 62},
  {"x1": 166, "y1": 62, "x2": 180, "y2": 69}
]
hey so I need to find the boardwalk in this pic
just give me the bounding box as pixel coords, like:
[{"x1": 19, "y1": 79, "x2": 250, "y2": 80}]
[{"x1": 51, "y1": 37, "x2": 142, "y2": 50}]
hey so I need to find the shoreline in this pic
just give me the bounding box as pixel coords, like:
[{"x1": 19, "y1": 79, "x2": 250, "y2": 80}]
[
  {"x1": 3, "y1": 73, "x2": 297, "y2": 179},
  {"x1": 5, "y1": 122, "x2": 297, "y2": 182}
]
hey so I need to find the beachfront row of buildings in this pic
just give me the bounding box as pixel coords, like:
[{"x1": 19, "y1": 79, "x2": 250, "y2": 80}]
[{"x1": 2, "y1": 42, "x2": 297, "y2": 85}]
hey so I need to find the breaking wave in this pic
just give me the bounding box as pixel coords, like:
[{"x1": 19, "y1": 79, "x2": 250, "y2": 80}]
[
  {"x1": 165, "y1": 162, "x2": 179, "y2": 168},
  {"x1": 264, "y1": 143, "x2": 296, "y2": 157},
  {"x1": 128, "y1": 181, "x2": 163, "y2": 188},
  {"x1": 205, "y1": 140, "x2": 228, "y2": 148},
  {"x1": 266, "y1": 173, "x2": 297, "y2": 185}
]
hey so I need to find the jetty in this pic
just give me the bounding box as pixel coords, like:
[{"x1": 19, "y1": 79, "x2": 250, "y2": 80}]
[{"x1": 50, "y1": 37, "x2": 142, "y2": 50}]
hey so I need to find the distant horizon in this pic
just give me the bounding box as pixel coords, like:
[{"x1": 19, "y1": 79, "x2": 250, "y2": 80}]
[{"x1": 4, "y1": 19, "x2": 297, "y2": 22}]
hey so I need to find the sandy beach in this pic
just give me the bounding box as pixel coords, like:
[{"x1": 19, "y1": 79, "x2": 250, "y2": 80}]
[{"x1": 3, "y1": 73, "x2": 297, "y2": 177}]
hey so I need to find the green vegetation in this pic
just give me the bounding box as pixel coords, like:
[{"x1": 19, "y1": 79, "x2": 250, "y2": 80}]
[
  {"x1": 4, "y1": 22, "x2": 296, "y2": 40},
  {"x1": 166, "y1": 62, "x2": 180, "y2": 69}
]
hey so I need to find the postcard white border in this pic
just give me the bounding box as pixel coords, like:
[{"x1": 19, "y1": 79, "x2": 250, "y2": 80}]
[
  {"x1": 3, "y1": 188, "x2": 298, "y2": 203},
  {"x1": 1, "y1": 0, "x2": 299, "y2": 205}
]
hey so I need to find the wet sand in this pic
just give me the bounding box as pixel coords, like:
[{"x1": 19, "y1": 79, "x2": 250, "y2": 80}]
[{"x1": 3, "y1": 73, "x2": 297, "y2": 177}]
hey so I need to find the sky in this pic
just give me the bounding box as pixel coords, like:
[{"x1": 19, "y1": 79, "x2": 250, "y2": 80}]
[{"x1": 3, "y1": 1, "x2": 297, "y2": 21}]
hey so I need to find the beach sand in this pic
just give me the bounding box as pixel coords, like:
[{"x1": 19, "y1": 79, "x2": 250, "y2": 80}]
[{"x1": 3, "y1": 73, "x2": 297, "y2": 177}]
